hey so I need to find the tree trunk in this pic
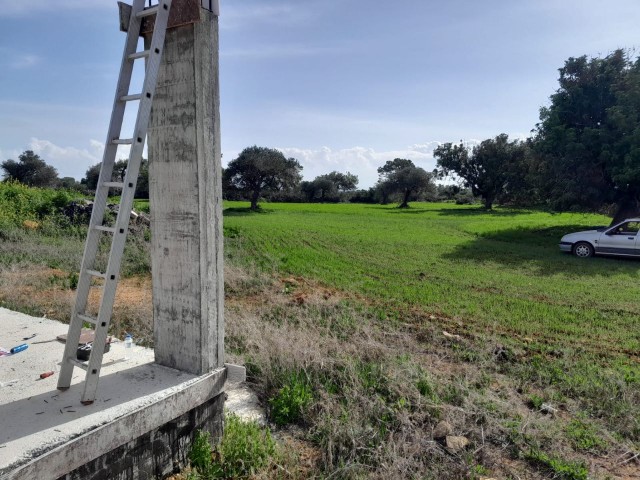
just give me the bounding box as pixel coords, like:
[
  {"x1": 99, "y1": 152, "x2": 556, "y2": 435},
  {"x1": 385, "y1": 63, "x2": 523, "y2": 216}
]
[
  {"x1": 250, "y1": 190, "x2": 260, "y2": 211},
  {"x1": 399, "y1": 189, "x2": 411, "y2": 208},
  {"x1": 483, "y1": 195, "x2": 494, "y2": 210},
  {"x1": 610, "y1": 194, "x2": 640, "y2": 225}
]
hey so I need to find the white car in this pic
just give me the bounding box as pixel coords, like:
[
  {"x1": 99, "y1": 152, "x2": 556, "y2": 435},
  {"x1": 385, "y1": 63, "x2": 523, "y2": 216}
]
[{"x1": 559, "y1": 218, "x2": 640, "y2": 258}]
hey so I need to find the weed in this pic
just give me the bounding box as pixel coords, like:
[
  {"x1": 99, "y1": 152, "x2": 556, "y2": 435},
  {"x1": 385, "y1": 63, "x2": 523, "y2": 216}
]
[
  {"x1": 528, "y1": 394, "x2": 545, "y2": 410},
  {"x1": 441, "y1": 382, "x2": 466, "y2": 407},
  {"x1": 215, "y1": 414, "x2": 277, "y2": 478},
  {"x1": 565, "y1": 417, "x2": 607, "y2": 453},
  {"x1": 68, "y1": 271, "x2": 79, "y2": 290},
  {"x1": 357, "y1": 361, "x2": 390, "y2": 398},
  {"x1": 525, "y1": 448, "x2": 589, "y2": 480},
  {"x1": 472, "y1": 464, "x2": 491, "y2": 477},
  {"x1": 269, "y1": 372, "x2": 313, "y2": 426},
  {"x1": 416, "y1": 375, "x2": 438, "y2": 402},
  {"x1": 188, "y1": 416, "x2": 278, "y2": 479},
  {"x1": 189, "y1": 430, "x2": 213, "y2": 476}
]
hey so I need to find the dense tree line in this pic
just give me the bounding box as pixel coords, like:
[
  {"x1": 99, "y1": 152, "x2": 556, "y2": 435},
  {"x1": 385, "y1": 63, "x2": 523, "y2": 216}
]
[
  {"x1": 434, "y1": 49, "x2": 640, "y2": 222},
  {"x1": 1, "y1": 151, "x2": 76, "y2": 190},
  {"x1": 4, "y1": 49, "x2": 640, "y2": 218}
]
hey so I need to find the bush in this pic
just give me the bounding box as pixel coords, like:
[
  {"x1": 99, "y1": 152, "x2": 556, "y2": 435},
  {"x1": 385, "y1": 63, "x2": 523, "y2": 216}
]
[
  {"x1": 269, "y1": 372, "x2": 313, "y2": 426},
  {"x1": 189, "y1": 415, "x2": 277, "y2": 479},
  {"x1": 454, "y1": 190, "x2": 476, "y2": 205},
  {"x1": 0, "y1": 181, "x2": 81, "y2": 230}
]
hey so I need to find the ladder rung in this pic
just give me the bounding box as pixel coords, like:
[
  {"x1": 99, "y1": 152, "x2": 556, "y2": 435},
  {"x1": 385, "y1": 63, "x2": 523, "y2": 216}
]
[
  {"x1": 67, "y1": 358, "x2": 89, "y2": 371},
  {"x1": 77, "y1": 313, "x2": 98, "y2": 325},
  {"x1": 102, "y1": 182, "x2": 124, "y2": 189},
  {"x1": 112, "y1": 138, "x2": 133, "y2": 145},
  {"x1": 85, "y1": 269, "x2": 107, "y2": 279},
  {"x1": 94, "y1": 225, "x2": 116, "y2": 233},
  {"x1": 136, "y1": 5, "x2": 159, "y2": 18},
  {"x1": 128, "y1": 50, "x2": 150, "y2": 61},
  {"x1": 120, "y1": 93, "x2": 142, "y2": 102}
]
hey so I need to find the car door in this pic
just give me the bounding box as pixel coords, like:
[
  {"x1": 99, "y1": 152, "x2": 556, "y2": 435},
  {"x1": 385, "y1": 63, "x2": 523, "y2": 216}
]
[{"x1": 596, "y1": 221, "x2": 640, "y2": 256}]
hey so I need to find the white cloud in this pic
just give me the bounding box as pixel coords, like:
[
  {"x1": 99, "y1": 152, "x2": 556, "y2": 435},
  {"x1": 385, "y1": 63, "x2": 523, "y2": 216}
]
[
  {"x1": 28, "y1": 138, "x2": 106, "y2": 180},
  {"x1": 273, "y1": 144, "x2": 443, "y2": 189}
]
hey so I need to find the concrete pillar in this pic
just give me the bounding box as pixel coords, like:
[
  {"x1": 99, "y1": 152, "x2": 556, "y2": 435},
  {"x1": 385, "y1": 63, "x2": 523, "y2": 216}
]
[{"x1": 147, "y1": 7, "x2": 224, "y2": 375}]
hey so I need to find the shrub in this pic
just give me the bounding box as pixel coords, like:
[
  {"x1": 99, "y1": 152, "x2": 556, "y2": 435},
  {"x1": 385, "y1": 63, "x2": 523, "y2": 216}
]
[
  {"x1": 189, "y1": 415, "x2": 277, "y2": 479},
  {"x1": 0, "y1": 182, "x2": 76, "y2": 220},
  {"x1": 269, "y1": 372, "x2": 313, "y2": 426},
  {"x1": 525, "y1": 449, "x2": 589, "y2": 480},
  {"x1": 189, "y1": 430, "x2": 214, "y2": 475},
  {"x1": 565, "y1": 418, "x2": 607, "y2": 453}
]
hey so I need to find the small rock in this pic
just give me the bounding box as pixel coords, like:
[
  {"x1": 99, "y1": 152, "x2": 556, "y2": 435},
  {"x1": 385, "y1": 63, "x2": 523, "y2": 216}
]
[
  {"x1": 433, "y1": 420, "x2": 453, "y2": 439},
  {"x1": 445, "y1": 435, "x2": 469, "y2": 453},
  {"x1": 540, "y1": 403, "x2": 557, "y2": 415},
  {"x1": 442, "y1": 330, "x2": 461, "y2": 340}
]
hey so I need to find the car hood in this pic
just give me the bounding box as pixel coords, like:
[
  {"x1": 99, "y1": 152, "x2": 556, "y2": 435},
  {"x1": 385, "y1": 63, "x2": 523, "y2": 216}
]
[{"x1": 560, "y1": 230, "x2": 602, "y2": 242}]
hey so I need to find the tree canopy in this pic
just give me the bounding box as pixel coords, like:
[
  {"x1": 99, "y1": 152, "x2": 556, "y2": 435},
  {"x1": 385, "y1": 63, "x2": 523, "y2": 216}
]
[
  {"x1": 224, "y1": 146, "x2": 303, "y2": 210},
  {"x1": 434, "y1": 134, "x2": 526, "y2": 210},
  {"x1": 301, "y1": 171, "x2": 358, "y2": 202},
  {"x1": 1, "y1": 150, "x2": 59, "y2": 187},
  {"x1": 376, "y1": 158, "x2": 434, "y2": 208},
  {"x1": 82, "y1": 159, "x2": 149, "y2": 198},
  {"x1": 532, "y1": 49, "x2": 640, "y2": 222}
]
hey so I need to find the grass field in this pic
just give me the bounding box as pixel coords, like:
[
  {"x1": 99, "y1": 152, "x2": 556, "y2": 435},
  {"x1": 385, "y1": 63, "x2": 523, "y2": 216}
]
[
  {"x1": 2, "y1": 193, "x2": 639, "y2": 478},
  {"x1": 224, "y1": 201, "x2": 639, "y2": 358},
  {"x1": 219, "y1": 201, "x2": 640, "y2": 478}
]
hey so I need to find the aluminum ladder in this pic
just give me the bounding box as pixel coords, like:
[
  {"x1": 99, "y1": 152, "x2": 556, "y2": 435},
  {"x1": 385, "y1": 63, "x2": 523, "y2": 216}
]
[{"x1": 57, "y1": 0, "x2": 172, "y2": 404}]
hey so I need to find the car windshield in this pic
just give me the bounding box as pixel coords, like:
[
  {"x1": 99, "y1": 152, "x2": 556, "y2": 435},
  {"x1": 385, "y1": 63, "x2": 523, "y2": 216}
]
[{"x1": 611, "y1": 221, "x2": 640, "y2": 235}]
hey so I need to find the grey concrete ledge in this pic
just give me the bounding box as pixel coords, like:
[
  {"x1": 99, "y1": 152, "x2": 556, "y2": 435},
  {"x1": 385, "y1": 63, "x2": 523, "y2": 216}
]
[
  {"x1": 6, "y1": 368, "x2": 226, "y2": 480},
  {"x1": 0, "y1": 308, "x2": 228, "y2": 480}
]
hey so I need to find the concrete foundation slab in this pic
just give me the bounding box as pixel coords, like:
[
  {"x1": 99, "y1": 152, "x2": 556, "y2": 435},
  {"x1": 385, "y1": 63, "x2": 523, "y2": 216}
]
[{"x1": 0, "y1": 308, "x2": 228, "y2": 479}]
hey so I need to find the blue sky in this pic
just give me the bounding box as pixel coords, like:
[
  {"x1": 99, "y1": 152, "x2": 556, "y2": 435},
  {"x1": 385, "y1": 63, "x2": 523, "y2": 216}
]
[{"x1": 0, "y1": 0, "x2": 639, "y2": 188}]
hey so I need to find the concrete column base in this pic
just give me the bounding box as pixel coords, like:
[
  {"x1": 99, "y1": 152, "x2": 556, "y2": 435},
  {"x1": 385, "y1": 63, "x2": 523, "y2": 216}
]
[{"x1": 56, "y1": 392, "x2": 224, "y2": 480}]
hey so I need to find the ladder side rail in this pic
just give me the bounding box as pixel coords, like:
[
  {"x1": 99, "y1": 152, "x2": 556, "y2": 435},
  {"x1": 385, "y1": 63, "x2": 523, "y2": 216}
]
[
  {"x1": 81, "y1": 0, "x2": 173, "y2": 403},
  {"x1": 58, "y1": 0, "x2": 150, "y2": 391}
]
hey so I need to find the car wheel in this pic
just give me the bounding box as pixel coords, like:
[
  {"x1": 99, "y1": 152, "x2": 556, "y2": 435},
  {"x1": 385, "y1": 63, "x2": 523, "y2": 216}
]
[{"x1": 573, "y1": 242, "x2": 594, "y2": 258}]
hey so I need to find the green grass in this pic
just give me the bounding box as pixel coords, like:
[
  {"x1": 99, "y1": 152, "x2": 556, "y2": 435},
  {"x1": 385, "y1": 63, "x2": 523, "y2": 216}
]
[
  {"x1": 223, "y1": 201, "x2": 638, "y2": 356},
  {"x1": 224, "y1": 201, "x2": 640, "y2": 445},
  {"x1": 188, "y1": 416, "x2": 278, "y2": 479}
]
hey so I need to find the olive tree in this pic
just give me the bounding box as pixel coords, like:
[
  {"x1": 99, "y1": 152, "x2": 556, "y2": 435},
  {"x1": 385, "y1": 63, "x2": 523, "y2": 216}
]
[{"x1": 224, "y1": 146, "x2": 303, "y2": 210}]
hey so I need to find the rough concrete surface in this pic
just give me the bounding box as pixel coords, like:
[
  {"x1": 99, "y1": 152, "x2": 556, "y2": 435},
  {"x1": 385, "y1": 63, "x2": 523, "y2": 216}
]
[
  {"x1": 0, "y1": 307, "x2": 214, "y2": 477},
  {"x1": 148, "y1": 8, "x2": 224, "y2": 376},
  {"x1": 225, "y1": 383, "x2": 266, "y2": 426}
]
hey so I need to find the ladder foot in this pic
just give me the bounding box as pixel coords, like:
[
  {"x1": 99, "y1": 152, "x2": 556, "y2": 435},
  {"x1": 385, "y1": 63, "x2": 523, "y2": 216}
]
[{"x1": 81, "y1": 400, "x2": 95, "y2": 406}]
